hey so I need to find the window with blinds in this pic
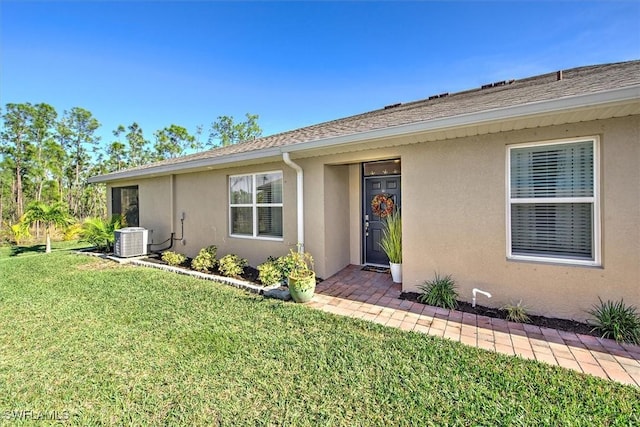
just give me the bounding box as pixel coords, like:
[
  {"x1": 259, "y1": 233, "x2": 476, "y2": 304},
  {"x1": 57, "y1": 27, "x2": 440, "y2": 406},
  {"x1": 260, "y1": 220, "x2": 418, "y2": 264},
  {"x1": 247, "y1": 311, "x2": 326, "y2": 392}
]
[
  {"x1": 507, "y1": 138, "x2": 600, "y2": 265},
  {"x1": 229, "y1": 171, "x2": 283, "y2": 239}
]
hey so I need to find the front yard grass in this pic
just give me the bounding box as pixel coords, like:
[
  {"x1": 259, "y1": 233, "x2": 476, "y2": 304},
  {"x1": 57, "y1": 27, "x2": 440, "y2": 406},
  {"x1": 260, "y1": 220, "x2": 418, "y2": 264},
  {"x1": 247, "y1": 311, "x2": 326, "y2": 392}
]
[{"x1": 1, "y1": 246, "x2": 638, "y2": 425}]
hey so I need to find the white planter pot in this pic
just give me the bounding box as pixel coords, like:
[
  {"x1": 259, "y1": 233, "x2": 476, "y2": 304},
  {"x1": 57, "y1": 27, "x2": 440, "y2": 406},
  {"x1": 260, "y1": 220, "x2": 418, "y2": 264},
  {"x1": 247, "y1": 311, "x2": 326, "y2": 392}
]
[{"x1": 389, "y1": 262, "x2": 402, "y2": 283}]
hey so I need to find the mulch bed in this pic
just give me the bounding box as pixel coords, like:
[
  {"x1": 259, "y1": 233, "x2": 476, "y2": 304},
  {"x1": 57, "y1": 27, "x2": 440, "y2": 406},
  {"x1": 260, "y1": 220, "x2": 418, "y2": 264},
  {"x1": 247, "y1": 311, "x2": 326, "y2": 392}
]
[{"x1": 399, "y1": 291, "x2": 598, "y2": 337}]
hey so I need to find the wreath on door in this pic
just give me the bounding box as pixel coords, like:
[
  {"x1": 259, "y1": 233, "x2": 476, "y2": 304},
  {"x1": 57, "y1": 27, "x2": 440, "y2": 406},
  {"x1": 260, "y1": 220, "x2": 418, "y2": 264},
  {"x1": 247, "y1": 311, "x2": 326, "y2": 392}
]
[{"x1": 371, "y1": 193, "x2": 395, "y2": 218}]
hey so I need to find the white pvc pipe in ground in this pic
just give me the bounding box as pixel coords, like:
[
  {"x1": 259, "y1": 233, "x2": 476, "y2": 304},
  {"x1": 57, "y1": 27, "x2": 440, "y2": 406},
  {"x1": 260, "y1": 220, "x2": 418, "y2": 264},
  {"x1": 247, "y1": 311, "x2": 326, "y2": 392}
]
[{"x1": 472, "y1": 288, "x2": 492, "y2": 308}]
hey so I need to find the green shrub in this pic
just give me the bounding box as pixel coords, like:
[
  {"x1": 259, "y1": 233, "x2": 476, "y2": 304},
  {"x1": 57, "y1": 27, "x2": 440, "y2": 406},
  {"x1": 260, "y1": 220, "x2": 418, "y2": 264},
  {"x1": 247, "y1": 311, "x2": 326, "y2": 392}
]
[
  {"x1": 588, "y1": 298, "x2": 640, "y2": 344},
  {"x1": 80, "y1": 215, "x2": 124, "y2": 251},
  {"x1": 191, "y1": 245, "x2": 217, "y2": 272},
  {"x1": 273, "y1": 255, "x2": 295, "y2": 278},
  {"x1": 8, "y1": 221, "x2": 31, "y2": 245},
  {"x1": 272, "y1": 250, "x2": 310, "y2": 279},
  {"x1": 502, "y1": 300, "x2": 530, "y2": 323},
  {"x1": 63, "y1": 222, "x2": 83, "y2": 241},
  {"x1": 218, "y1": 254, "x2": 248, "y2": 278},
  {"x1": 258, "y1": 250, "x2": 310, "y2": 284},
  {"x1": 417, "y1": 273, "x2": 458, "y2": 309},
  {"x1": 203, "y1": 245, "x2": 217, "y2": 258},
  {"x1": 257, "y1": 261, "x2": 283, "y2": 286},
  {"x1": 162, "y1": 251, "x2": 187, "y2": 267}
]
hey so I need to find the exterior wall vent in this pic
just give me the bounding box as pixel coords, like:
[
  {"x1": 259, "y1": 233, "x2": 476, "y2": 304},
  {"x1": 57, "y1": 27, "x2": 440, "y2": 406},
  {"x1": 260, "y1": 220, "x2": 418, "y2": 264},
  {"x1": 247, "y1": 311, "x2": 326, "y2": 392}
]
[{"x1": 114, "y1": 227, "x2": 149, "y2": 258}]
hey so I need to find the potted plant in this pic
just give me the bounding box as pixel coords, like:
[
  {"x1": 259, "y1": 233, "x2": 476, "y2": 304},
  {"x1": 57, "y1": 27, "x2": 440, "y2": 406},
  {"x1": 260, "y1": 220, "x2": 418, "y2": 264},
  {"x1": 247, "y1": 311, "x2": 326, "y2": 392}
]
[
  {"x1": 379, "y1": 210, "x2": 402, "y2": 283},
  {"x1": 286, "y1": 248, "x2": 316, "y2": 303}
]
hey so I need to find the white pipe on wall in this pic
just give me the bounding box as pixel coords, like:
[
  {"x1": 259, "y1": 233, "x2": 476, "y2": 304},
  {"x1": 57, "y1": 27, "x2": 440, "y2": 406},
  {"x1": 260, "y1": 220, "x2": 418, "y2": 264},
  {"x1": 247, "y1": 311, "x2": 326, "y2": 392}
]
[
  {"x1": 282, "y1": 152, "x2": 304, "y2": 252},
  {"x1": 170, "y1": 174, "x2": 175, "y2": 234}
]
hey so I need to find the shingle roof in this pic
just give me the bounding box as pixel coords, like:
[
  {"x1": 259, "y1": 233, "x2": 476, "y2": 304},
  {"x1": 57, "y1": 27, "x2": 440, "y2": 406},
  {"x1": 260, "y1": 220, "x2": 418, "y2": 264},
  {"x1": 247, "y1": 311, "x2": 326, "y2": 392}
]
[{"x1": 95, "y1": 60, "x2": 640, "y2": 179}]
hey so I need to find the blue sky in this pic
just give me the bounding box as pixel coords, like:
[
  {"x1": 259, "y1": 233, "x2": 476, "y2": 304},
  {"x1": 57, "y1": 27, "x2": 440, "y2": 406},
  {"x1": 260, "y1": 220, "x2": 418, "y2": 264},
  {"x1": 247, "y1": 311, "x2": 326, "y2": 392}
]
[{"x1": 2, "y1": 1, "x2": 639, "y2": 148}]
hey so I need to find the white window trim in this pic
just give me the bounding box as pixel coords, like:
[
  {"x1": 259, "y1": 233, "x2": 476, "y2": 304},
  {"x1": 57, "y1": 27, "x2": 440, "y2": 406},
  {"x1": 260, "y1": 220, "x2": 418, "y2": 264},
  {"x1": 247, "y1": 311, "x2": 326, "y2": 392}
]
[
  {"x1": 505, "y1": 136, "x2": 601, "y2": 266},
  {"x1": 229, "y1": 171, "x2": 284, "y2": 241}
]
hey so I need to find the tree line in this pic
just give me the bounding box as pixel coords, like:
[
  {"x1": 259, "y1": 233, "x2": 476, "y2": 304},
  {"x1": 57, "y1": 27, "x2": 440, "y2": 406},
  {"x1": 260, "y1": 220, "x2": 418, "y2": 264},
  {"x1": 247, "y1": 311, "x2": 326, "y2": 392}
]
[{"x1": 0, "y1": 102, "x2": 261, "y2": 238}]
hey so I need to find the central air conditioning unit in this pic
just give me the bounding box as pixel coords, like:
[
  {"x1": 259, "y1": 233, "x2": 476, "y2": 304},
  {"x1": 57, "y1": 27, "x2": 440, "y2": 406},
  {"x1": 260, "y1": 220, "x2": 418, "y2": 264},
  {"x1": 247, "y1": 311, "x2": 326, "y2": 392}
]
[{"x1": 114, "y1": 227, "x2": 149, "y2": 258}]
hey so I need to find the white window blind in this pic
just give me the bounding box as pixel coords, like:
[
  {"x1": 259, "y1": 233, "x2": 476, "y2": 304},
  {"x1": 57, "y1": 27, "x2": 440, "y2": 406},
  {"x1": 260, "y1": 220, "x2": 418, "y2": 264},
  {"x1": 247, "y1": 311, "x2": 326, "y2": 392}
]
[{"x1": 508, "y1": 139, "x2": 599, "y2": 264}]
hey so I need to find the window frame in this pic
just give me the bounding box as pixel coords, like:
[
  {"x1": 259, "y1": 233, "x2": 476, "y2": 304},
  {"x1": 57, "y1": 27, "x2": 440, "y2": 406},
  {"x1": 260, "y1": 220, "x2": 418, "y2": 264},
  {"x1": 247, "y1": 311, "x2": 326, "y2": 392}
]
[
  {"x1": 228, "y1": 170, "x2": 284, "y2": 241},
  {"x1": 506, "y1": 136, "x2": 601, "y2": 266}
]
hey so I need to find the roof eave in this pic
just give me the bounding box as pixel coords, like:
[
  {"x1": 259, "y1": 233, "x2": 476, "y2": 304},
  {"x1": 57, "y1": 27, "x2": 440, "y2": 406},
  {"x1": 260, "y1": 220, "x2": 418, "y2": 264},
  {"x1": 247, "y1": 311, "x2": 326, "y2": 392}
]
[
  {"x1": 90, "y1": 85, "x2": 639, "y2": 183},
  {"x1": 282, "y1": 85, "x2": 640, "y2": 155},
  {"x1": 88, "y1": 146, "x2": 283, "y2": 183}
]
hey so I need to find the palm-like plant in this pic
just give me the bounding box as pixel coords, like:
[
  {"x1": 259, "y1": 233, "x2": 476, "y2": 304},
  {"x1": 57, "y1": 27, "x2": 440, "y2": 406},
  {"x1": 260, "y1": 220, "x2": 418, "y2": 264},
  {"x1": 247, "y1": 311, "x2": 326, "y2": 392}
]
[
  {"x1": 379, "y1": 210, "x2": 402, "y2": 263},
  {"x1": 21, "y1": 201, "x2": 73, "y2": 253},
  {"x1": 9, "y1": 221, "x2": 31, "y2": 245},
  {"x1": 81, "y1": 215, "x2": 125, "y2": 252}
]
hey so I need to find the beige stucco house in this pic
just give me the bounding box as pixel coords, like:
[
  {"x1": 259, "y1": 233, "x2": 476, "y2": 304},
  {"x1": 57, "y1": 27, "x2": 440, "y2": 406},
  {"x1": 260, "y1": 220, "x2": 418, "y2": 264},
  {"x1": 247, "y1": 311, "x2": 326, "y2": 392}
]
[{"x1": 90, "y1": 60, "x2": 640, "y2": 321}]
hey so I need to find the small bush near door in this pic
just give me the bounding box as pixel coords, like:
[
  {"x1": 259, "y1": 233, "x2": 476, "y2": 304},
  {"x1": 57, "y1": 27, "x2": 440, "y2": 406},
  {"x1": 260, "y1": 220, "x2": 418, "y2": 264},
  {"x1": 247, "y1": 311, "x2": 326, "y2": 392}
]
[
  {"x1": 588, "y1": 298, "x2": 640, "y2": 344},
  {"x1": 257, "y1": 261, "x2": 283, "y2": 286},
  {"x1": 191, "y1": 245, "x2": 217, "y2": 272},
  {"x1": 272, "y1": 253, "x2": 301, "y2": 278},
  {"x1": 418, "y1": 273, "x2": 458, "y2": 309},
  {"x1": 218, "y1": 254, "x2": 248, "y2": 278}
]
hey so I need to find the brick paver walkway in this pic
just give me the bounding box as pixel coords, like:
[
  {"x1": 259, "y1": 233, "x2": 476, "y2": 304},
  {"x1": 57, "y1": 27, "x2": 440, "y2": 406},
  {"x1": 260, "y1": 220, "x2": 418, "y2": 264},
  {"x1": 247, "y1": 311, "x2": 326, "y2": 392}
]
[{"x1": 307, "y1": 265, "x2": 640, "y2": 387}]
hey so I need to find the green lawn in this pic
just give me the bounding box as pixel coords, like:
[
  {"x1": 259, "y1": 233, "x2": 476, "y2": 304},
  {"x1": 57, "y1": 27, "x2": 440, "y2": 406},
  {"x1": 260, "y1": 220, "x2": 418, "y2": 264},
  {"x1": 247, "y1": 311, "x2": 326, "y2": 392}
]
[{"x1": 1, "y1": 243, "x2": 638, "y2": 425}]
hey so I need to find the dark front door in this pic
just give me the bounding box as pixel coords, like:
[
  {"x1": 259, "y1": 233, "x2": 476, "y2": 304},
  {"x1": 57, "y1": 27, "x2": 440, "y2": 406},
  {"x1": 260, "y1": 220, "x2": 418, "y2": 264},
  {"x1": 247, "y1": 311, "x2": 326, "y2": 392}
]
[{"x1": 364, "y1": 175, "x2": 401, "y2": 265}]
